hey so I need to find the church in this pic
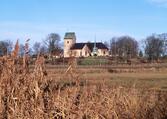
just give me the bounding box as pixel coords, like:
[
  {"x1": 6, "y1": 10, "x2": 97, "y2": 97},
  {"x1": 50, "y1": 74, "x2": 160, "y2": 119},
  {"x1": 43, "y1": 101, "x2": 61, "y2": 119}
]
[{"x1": 64, "y1": 32, "x2": 109, "y2": 58}]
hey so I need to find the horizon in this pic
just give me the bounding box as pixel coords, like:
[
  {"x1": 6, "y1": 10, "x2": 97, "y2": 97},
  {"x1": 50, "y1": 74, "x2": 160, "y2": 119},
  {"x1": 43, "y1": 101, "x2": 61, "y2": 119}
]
[{"x1": 0, "y1": 0, "x2": 167, "y2": 45}]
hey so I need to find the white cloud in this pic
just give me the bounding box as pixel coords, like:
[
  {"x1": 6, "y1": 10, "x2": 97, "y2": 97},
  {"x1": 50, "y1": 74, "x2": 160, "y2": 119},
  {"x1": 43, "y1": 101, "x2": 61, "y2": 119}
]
[
  {"x1": 148, "y1": 0, "x2": 167, "y2": 6},
  {"x1": 150, "y1": 0, "x2": 167, "y2": 3}
]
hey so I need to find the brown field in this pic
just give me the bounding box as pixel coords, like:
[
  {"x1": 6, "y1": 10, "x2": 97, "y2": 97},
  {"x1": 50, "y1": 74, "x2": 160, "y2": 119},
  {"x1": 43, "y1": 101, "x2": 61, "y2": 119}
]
[
  {"x1": 46, "y1": 66, "x2": 167, "y2": 90},
  {"x1": 0, "y1": 55, "x2": 167, "y2": 119}
]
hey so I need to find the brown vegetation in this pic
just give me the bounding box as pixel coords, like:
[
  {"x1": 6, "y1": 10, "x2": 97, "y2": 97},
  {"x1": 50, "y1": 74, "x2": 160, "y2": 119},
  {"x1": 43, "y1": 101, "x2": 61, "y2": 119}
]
[{"x1": 0, "y1": 42, "x2": 167, "y2": 119}]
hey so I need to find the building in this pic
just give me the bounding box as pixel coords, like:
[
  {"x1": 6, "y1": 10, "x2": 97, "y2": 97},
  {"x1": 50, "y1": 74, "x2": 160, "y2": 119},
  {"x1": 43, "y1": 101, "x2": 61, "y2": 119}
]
[{"x1": 64, "y1": 32, "x2": 109, "y2": 57}]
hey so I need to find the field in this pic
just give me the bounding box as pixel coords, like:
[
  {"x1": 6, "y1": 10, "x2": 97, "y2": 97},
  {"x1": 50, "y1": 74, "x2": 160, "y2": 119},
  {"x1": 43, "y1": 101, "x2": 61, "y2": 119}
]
[
  {"x1": 45, "y1": 65, "x2": 167, "y2": 90},
  {"x1": 0, "y1": 55, "x2": 167, "y2": 119}
]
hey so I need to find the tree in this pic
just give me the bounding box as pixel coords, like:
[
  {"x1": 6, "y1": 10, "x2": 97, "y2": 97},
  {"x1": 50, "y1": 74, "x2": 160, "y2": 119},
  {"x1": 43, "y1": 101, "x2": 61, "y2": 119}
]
[
  {"x1": 19, "y1": 44, "x2": 25, "y2": 57},
  {"x1": 6, "y1": 40, "x2": 13, "y2": 55},
  {"x1": 32, "y1": 41, "x2": 49, "y2": 55},
  {"x1": 139, "y1": 50, "x2": 143, "y2": 58},
  {"x1": 110, "y1": 36, "x2": 138, "y2": 59},
  {"x1": 110, "y1": 37, "x2": 117, "y2": 56},
  {"x1": 157, "y1": 33, "x2": 167, "y2": 56},
  {"x1": 44, "y1": 33, "x2": 61, "y2": 56},
  {"x1": 0, "y1": 40, "x2": 13, "y2": 56},
  {"x1": 144, "y1": 35, "x2": 164, "y2": 61},
  {"x1": 33, "y1": 42, "x2": 41, "y2": 55},
  {"x1": 40, "y1": 45, "x2": 48, "y2": 55}
]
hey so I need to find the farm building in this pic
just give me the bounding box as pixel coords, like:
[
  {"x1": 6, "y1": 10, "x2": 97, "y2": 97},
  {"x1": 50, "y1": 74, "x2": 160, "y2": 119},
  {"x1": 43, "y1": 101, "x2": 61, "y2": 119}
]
[{"x1": 64, "y1": 32, "x2": 109, "y2": 57}]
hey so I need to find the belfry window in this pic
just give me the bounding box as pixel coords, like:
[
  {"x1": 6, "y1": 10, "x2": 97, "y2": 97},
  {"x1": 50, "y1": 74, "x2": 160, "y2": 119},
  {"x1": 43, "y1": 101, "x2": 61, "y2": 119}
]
[{"x1": 67, "y1": 41, "x2": 69, "y2": 44}]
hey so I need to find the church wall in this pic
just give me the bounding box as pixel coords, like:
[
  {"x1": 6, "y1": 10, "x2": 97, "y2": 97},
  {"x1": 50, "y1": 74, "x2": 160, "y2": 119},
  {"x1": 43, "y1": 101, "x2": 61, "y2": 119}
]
[
  {"x1": 64, "y1": 38, "x2": 76, "y2": 57},
  {"x1": 81, "y1": 45, "x2": 91, "y2": 57},
  {"x1": 71, "y1": 45, "x2": 91, "y2": 57},
  {"x1": 98, "y1": 49, "x2": 109, "y2": 56},
  {"x1": 71, "y1": 49, "x2": 82, "y2": 57}
]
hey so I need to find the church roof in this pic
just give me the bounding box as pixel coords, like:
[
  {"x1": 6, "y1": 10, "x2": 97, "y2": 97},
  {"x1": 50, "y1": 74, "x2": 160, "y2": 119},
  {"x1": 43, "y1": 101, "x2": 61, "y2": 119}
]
[
  {"x1": 71, "y1": 43, "x2": 85, "y2": 49},
  {"x1": 64, "y1": 32, "x2": 76, "y2": 39},
  {"x1": 87, "y1": 42, "x2": 108, "y2": 51},
  {"x1": 71, "y1": 42, "x2": 108, "y2": 51}
]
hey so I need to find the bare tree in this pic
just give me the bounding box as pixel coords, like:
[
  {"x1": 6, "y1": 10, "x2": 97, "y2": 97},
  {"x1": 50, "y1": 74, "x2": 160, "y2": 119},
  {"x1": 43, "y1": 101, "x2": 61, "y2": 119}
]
[
  {"x1": 40, "y1": 45, "x2": 48, "y2": 55},
  {"x1": 139, "y1": 50, "x2": 143, "y2": 58},
  {"x1": 19, "y1": 44, "x2": 25, "y2": 57},
  {"x1": 33, "y1": 42, "x2": 41, "y2": 55},
  {"x1": 110, "y1": 36, "x2": 138, "y2": 59},
  {"x1": 44, "y1": 33, "x2": 61, "y2": 57},
  {"x1": 157, "y1": 33, "x2": 167, "y2": 56},
  {"x1": 0, "y1": 40, "x2": 13, "y2": 56},
  {"x1": 6, "y1": 40, "x2": 13, "y2": 55},
  {"x1": 110, "y1": 37, "x2": 117, "y2": 57},
  {"x1": 144, "y1": 35, "x2": 164, "y2": 61}
]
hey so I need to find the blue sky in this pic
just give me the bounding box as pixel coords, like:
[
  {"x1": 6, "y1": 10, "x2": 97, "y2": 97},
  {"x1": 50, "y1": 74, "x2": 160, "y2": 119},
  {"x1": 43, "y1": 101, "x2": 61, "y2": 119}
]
[{"x1": 0, "y1": 0, "x2": 167, "y2": 45}]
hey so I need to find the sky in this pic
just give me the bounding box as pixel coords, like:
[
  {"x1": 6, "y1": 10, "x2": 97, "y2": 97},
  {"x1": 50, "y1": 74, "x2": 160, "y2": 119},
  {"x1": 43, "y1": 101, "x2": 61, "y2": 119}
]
[{"x1": 0, "y1": 0, "x2": 167, "y2": 45}]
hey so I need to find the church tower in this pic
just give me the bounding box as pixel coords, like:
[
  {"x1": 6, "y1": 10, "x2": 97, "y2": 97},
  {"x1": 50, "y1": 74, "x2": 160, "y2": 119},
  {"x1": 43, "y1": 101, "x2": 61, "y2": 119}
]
[{"x1": 64, "y1": 32, "x2": 76, "y2": 57}]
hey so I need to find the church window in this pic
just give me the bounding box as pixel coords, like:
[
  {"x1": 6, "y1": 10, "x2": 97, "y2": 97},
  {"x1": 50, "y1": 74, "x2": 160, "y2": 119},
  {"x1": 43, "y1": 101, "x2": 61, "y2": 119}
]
[
  {"x1": 85, "y1": 51, "x2": 87, "y2": 56},
  {"x1": 80, "y1": 51, "x2": 82, "y2": 56}
]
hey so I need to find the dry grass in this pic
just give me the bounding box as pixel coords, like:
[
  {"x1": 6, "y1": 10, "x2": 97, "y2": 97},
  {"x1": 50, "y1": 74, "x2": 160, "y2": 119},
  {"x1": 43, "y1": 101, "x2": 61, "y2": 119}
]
[{"x1": 0, "y1": 42, "x2": 167, "y2": 119}]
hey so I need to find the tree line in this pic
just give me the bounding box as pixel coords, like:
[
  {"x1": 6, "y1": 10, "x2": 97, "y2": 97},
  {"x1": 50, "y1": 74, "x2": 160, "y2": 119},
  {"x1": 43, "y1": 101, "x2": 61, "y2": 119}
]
[
  {"x1": 0, "y1": 33, "x2": 63, "y2": 58},
  {"x1": 108, "y1": 33, "x2": 167, "y2": 62},
  {"x1": 0, "y1": 33, "x2": 167, "y2": 62}
]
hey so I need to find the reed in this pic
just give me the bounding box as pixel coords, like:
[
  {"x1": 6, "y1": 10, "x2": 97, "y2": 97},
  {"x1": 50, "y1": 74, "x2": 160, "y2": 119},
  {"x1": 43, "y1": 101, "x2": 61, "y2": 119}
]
[{"x1": 0, "y1": 41, "x2": 166, "y2": 119}]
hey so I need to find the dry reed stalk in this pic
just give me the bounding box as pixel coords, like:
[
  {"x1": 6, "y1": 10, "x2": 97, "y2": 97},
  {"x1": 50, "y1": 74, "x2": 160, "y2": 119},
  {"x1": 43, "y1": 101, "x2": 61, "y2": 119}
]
[
  {"x1": 0, "y1": 40, "x2": 167, "y2": 118},
  {"x1": 11, "y1": 40, "x2": 19, "y2": 59},
  {"x1": 64, "y1": 57, "x2": 81, "y2": 86},
  {"x1": 33, "y1": 54, "x2": 47, "y2": 82},
  {"x1": 23, "y1": 39, "x2": 30, "y2": 72}
]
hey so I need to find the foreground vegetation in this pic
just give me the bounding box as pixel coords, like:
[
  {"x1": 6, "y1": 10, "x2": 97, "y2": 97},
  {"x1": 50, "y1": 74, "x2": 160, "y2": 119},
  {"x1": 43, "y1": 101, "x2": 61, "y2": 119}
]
[
  {"x1": 0, "y1": 56, "x2": 167, "y2": 119},
  {"x1": 0, "y1": 42, "x2": 167, "y2": 119}
]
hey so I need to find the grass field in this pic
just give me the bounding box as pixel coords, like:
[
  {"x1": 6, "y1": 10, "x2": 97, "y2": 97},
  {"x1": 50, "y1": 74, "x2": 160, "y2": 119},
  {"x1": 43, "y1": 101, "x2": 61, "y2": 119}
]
[
  {"x1": 46, "y1": 67, "x2": 167, "y2": 90},
  {"x1": 84, "y1": 72, "x2": 167, "y2": 89}
]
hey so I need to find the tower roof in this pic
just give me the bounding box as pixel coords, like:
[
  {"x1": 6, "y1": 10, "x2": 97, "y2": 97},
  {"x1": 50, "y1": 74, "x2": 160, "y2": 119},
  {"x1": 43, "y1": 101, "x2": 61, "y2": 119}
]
[{"x1": 64, "y1": 32, "x2": 76, "y2": 39}]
